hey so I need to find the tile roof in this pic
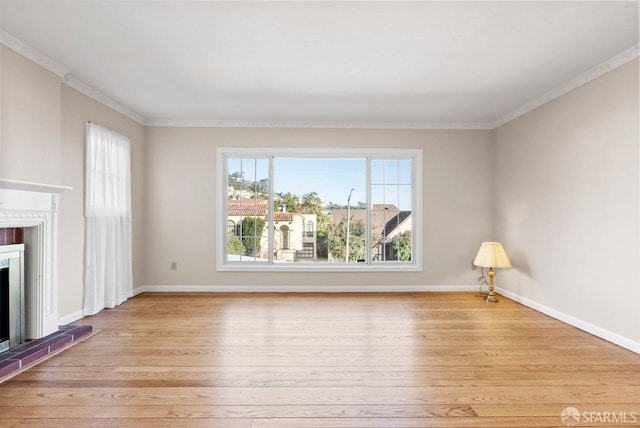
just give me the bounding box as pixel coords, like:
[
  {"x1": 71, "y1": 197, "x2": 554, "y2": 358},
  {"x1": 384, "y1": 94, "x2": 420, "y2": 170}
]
[
  {"x1": 330, "y1": 205, "x2": 404, "y2": 235},
  {"x1": 228, "y1": 199, "x2": 268, "y2": 216},
  {"x1": 228, "y1": 200, "x2": 302, "y2": 221},
  {"x1": 267, "y1": 212, "x2": 295, "y2": 222}
]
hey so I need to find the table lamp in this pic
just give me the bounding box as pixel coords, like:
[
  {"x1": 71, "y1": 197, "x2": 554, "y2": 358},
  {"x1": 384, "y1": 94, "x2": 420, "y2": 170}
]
[{"x1": 473, "y1": 242, "x2": 512, "y2": 303}]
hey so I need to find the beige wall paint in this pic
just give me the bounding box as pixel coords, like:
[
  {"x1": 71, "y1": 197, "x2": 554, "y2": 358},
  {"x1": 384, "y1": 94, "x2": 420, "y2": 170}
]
[
  {"x1": 59, "y1": 86, "x2": 146, "y2": 317},
  {"x1": 0, "y1": 46, "x2": 146, "y2": 320},
  {"x1": 143, "y1": 127, "x2": 494, "y2": 287},
  {"x1": 494, "y1": 59, "x2": 640, "y2": 343},
  {"x1": 0, "y1": 46, "x2": 61, "y2": 183},
  {"x1": 0, "y1": 46, "x2": 3, "y2": 159}
]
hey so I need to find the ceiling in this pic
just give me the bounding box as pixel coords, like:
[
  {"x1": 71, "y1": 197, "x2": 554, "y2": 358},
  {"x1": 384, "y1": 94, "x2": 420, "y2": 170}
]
[{"x1": 0, "y1": 1, "x2": 638, "y2": 128}]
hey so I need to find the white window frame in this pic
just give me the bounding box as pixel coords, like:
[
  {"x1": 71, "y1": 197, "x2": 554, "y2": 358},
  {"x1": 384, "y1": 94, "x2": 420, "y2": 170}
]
[{"x1": 216, "y1": 147, "x2": 423, "y2": 272}]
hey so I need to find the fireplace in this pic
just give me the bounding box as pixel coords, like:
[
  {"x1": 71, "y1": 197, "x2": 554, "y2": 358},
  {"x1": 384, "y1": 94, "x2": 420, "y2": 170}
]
[
  {"x1": 0, "y1": 179, "x2": 71, "y2": 344},
  {"x1": 0, "y1": 244, "x2": 24, "y2": 354}
]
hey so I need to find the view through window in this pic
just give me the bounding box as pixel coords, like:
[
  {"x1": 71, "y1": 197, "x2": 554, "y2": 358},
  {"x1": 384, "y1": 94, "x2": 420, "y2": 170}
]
[{"x1": 221, "y1": 150, "x2": 420, "y2": 269}]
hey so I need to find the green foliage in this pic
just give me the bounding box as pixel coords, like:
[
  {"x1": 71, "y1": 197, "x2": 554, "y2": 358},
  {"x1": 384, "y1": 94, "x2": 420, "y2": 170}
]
[
  {"x1": 254, "y1": 178, "x2": 269, "y2": 197},
  {"x1": 316, "y1": 230, "x2": 328, "y2": 259},
  {"x1": 227, "y1": 232, "x2": 243, "y2": 255},
  {"x1": 274, "y1": 192, "x2": 299, "y2": 213},
  {"x1": 392, "y1": 231, "x2": 412, "y2": 261},
  {"x1": 300, "y1": 191, "x2": 330, "y2": 231},
  {"x1": 241, "y1": 217, "x2": 266, "y2": 256},
  {"x1": 228, "y1": 171, "x2": 243, "y2": 189},
  {"x1": 299, "y1": 192, "x2": 322, "y2": 213},
  {"x1": 327, "y1": 217, "x2": 366, "y2": 262}
]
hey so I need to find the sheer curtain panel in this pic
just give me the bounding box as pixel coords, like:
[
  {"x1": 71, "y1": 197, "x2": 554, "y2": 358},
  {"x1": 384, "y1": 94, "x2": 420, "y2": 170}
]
[{"x1": 83, "y1": 122, "x2": 133, "y2": 316}]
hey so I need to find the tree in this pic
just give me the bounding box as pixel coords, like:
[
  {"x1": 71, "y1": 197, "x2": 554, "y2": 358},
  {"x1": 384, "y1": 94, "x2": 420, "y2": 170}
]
[
  {"x1": 256, "y1": 178, "x2": 269, "y2": 197},
  {"x1": 392, "y1": 231, "x2": 412, "y2": 261},
  {"x1": 228, "y1": 171, "x2": 243, "y2": 189},
  {"x1": 274, "y1": 192, "x2": 299, "y2": 213},
  {"x1": 299, "y1": 192, "x2": 322, "y2": 214},
  {"x1": 327, "y1": 217, "x2": 366, "y2": 262},
  {"x1": 240, "y1": 217, "x2": 265, "y2": 257},
  {"x1": 227, "y1": 232, "x2": 243, "y2": 255}
]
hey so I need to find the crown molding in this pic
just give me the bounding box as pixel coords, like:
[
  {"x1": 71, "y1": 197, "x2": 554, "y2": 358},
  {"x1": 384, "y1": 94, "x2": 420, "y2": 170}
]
[
  {"x1": 142, "y1": 118, "x2": 493, "y2": 129},
  {"x1": 0, "y1": 29, "x2": 69, "y2": 77},
  {"x1": 0, "y1": 28, "x2": 146, "y2": 125},
  {"x1": 62, "y1": 75, "x2": 146, "y2": 125},
  {"x1": 491, "y1": 44, "x2": 640, "y2": 129},
  {"x1": 1, "y1": 27, "x2": 637, "y2": 131}
]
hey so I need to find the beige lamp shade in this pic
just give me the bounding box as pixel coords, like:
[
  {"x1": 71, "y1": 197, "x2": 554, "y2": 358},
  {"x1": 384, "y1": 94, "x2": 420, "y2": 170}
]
[{"x1": 473, "y1": 242, "x2": 512, "y2": 268}]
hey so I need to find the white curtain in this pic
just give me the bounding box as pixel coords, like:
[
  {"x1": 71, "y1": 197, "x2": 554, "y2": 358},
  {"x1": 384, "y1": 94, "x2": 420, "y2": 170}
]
[{"x1": 83, "y1": 122, "x2": 133, "y2": 316}]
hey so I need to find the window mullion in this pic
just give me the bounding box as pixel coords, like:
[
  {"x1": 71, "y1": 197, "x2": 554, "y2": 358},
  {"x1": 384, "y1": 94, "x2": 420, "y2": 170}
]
[
  {"x1": 365, "y1": 157, "x2": 372, "y2": 264},
  {"x1": 240, "y1": 158, "x2": 244, "y2": 262},
  {"x1": 396, "y1": 160, "x2": 401, "y2": 262},
  {"x1": 268, "y1": 156, "x2": 274, "y2": 264},
  {"x1": 382, "y1": 161, "x2": 386, "y2": 262}
]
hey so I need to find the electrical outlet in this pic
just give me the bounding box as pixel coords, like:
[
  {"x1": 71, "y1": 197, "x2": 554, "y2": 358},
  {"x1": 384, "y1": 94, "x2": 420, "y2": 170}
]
[{"x1": 171, "y1": 262, "x2": 177, "y2": 271}]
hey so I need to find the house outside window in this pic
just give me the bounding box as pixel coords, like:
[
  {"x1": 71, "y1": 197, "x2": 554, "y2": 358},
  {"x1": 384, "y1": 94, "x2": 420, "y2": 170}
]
[{"x1": 217, "y1": 148, "x2": 422, "y2": 271}]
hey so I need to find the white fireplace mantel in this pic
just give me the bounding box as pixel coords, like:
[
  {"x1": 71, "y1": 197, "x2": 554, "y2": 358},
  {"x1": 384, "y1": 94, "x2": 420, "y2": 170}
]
[{"x1": 0, "y1": 178, "x2": 72, "y2": 340}]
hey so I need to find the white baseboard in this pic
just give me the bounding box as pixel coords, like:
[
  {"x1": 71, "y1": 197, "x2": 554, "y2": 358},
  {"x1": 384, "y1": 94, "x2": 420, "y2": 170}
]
[
  {"x1": 496, "y1": 287, "x2": 640, "y2": 355},
  {"x1": 58, "y1": 310, "x2": 84, "y2": 326},
  {"x1": 134, "y1": 284, "x2": 479, "y2": 295}
]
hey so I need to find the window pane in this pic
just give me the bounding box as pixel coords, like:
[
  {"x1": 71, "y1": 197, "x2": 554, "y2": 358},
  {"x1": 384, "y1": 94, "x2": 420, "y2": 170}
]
[
  {"x1": 371, "y1": 209, "x2": 389, "y2": 261},
  {"x1": 392, "y1": 232, "x2": 412, "y2": 262},
  {"x1": 384, "y1": 185, "x2": 400, "y2": 207},
  {"x1": 227, "y1": 158, "x2": 270, "y2": 263},
  {"x1": 274, "y1": 158, "x2": 366, "y2": 263},
  {"x1": 371, "y1": 160, "x2": 384, "y2": 185},
  {"x1": 398, "y1": 185, "x2": 412, "y2": 211},
  {"x1": 384, "y1": 160, "x2": 399, "y2": 184},
  {"x1": 371, "y1": 159, "x2": 413, "y2": 264},
  {"x1": 371, "y1": 184, "x2": 385, "y2": 206},
  {"x1": 398, "y1": 160, "x2": 412, "y2": 185}
]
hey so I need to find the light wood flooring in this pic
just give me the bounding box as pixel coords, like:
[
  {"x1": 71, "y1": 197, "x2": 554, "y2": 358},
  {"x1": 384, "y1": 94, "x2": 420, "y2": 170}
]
[{"x1": 1, "y1": 292, "x2": 639, "y2": 427}]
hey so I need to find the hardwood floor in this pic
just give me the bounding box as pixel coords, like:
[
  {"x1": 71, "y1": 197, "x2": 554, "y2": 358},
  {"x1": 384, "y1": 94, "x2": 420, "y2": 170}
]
[{"x1": 1, "y1": 292, "x2": 639, "y2": 427}]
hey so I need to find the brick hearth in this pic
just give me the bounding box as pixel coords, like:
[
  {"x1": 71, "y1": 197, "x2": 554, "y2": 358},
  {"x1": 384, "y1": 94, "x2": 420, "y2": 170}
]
[{"x1": 0, "y1": 325, "x2": 92, "y2": 380}]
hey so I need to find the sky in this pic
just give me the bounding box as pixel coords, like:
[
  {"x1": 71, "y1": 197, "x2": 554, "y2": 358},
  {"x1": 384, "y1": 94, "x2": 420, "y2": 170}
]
[
  {"x1": 274, "y1": 158, "x2": 366, "y2": 206},
  {"x1": 228, "y1": 158, "x2": 412, "y2": 210}
]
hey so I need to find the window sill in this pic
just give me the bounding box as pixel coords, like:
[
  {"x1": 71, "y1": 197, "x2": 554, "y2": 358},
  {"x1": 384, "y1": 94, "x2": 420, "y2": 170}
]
[{"x1": 216, "y1": 263, "x2": 422, "y2": 272}]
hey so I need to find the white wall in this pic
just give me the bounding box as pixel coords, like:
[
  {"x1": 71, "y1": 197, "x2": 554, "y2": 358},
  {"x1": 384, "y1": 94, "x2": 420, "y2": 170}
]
[
  {"x1": 494, "y1": 59, "x2": 640, "y2": 347},
  {"x1": 0, "y1": 45, "x2": 147, "y2": 320},
  {"x1": 0, "y1": 47, "x2": 61, "y2": 183},
  {"x1": 143, "y1": 127, "x2": 494, "y2": 288},
  {"x1": 0, "y1": 45, "x2": 3, "y2": 160}
]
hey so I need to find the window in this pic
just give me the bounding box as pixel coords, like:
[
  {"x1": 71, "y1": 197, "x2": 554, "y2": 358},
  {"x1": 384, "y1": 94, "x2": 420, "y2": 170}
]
[
  {"x1": 217, "y1": 148, "x2": 422, "y2": 271},
  {"x1": 280, "y1": 225, "x2": 290, "y2": 249},
  {"x1": 305, "y1": 221, "x2": 314, "y2": 238}
]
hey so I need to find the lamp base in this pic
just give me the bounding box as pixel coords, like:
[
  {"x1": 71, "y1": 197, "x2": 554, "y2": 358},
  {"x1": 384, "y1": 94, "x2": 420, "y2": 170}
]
[
  {"x1": 485, "y1": 267, "x2": 499, "y2": 303},
  {"x1": 485, "y1": 294, "x2": 499, "y2": 303}
]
